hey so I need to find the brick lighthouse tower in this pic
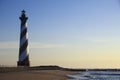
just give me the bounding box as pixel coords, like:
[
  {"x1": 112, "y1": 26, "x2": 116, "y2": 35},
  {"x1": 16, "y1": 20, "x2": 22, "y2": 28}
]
[{"x1": 17, "y1": 10, "x2": 30, "y2": 66}]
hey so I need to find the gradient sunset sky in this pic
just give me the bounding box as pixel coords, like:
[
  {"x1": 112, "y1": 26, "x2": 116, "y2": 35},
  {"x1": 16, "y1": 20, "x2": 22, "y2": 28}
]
[{"x1": 1, "y1": 0, "x2": 120, "y2": 68}]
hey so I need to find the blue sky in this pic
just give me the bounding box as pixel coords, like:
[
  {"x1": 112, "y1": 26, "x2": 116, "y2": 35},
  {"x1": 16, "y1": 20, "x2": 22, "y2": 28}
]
[{"x1": 1, "y1": 0, "x2": 120, "y2": 68}]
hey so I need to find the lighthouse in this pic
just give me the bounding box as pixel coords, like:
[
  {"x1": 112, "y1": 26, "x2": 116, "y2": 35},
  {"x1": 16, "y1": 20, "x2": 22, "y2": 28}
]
[{"x1": 17, "y1": 10, "x2": 30, "y2": 66}]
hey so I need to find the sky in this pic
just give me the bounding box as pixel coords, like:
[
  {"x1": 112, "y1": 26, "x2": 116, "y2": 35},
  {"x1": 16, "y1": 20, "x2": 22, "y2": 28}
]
[{"x1": 1, "y1": 0, "x2": 120, "y2": 68}]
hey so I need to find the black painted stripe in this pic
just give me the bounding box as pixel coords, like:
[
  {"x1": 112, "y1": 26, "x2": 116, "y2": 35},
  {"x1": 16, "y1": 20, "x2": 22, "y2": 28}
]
[
  {"x1": 17, "y1": 55, "x2": 29, "y2": 66},
  {"x1": 21, "y1": 23, "x2": 25, "y2": 26},
  {"x1": 20, "y1": 28, "x2": 27, "y2": 39},
  {"x1": 21, "y1": 24, "x2": 27, "y2": 29},
  {"x1": 21, "y1": 19, "x2": 27, "y2": 26},
  {"x1": 21, "y1": 23, "x2": 25, "y2": 27},
  {"x1": 19, "y1": 39, "x2": 28, "y2": 55},
  {"x1": 23, "y1": 55, "x2": 29, "y2": 62}
]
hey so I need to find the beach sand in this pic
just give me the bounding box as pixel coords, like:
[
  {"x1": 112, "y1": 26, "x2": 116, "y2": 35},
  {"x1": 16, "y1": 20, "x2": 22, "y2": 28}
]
[{"x1": 0, "y1": 70, "x2": 75, "y2": 80}]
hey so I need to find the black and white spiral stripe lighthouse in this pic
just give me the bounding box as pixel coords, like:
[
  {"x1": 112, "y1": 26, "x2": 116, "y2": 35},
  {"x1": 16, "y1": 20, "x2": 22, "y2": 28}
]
[{"x1": 17, "y1": 10, "x2": 30, "y2": 66}]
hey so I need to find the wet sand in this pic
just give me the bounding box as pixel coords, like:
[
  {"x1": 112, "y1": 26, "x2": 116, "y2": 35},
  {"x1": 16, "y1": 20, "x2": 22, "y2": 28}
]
[{"x1": 0, "y1": 70, "x2": 76, "y2": 80}]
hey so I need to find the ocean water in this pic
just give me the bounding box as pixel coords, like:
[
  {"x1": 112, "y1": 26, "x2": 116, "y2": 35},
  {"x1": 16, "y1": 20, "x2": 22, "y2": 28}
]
[{"x1": 67, "y1": 71, "x2": 120, "y2": 80}]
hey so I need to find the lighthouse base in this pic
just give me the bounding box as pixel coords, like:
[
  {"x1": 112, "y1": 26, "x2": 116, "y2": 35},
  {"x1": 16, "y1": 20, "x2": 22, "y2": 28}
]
[{"x1": 17, "y1": 61, "x2": 30, "y2": 67}]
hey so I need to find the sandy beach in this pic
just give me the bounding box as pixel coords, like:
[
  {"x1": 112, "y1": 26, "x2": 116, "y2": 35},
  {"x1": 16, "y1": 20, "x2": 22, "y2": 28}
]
[{"x1": 0, "y1": 70, "x2": 76, "y2": 80}]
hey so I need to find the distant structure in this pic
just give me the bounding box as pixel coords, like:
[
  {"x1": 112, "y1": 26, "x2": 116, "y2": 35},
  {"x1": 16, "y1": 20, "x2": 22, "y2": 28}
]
[{"x1": 17, "y1": 10, "x2": 30, "y2": 66}]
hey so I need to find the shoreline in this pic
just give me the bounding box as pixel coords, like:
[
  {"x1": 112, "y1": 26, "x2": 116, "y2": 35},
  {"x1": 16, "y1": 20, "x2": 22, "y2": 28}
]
[
  {"x1": 1, "y1": 66, "x2": 120, "y2": 80},
  {"x1": 0, "y1": 70, "x2": 77, "y2": 80}
]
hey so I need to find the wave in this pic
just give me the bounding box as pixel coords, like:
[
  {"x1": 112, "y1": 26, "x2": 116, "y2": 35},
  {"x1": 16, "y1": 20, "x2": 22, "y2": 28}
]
[{"x1": 67, "y1": 71, "x2": 120, "y2": 80}]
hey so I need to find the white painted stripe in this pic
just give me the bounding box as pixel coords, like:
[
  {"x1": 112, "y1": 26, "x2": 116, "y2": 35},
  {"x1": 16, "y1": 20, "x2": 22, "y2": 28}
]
[
  {"x1": 20, "y1": 32, "x2": 28, "y2": 47},
  {"x1": 19, "y1": 48, "x2": 29, "y2": 61},
  {"x1": 27, "y1": 45, "x2": 29, "y2": 55}
]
